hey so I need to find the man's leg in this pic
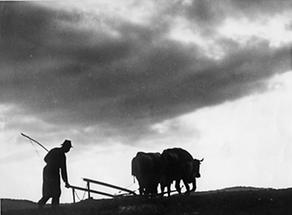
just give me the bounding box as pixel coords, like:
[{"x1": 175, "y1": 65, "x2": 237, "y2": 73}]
[
  {"x1": 39, "y1": 167, "x2": 50, "y2": 208},
  {"x1": 51, "y1": 177, "x2": 61, "y2": 207},
  {"x1": 38, "y1": 196, "x2": 50, "y2": 208},
  {"x1": 52, "y1": 196, "x2": 60, "y2": 206}
]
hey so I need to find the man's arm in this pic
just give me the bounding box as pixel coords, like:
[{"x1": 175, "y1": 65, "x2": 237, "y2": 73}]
[{"x1": 60, "y1": 155, "x2": 70, "y2": 188}]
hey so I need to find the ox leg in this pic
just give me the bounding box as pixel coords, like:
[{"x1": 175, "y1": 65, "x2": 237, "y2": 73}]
[
  {"x1": 138, "y1": 181, "x2": 145, "y2": 195},
  {"x1": 167, "y1": 183, "x2": 171, "y2": 197},
  {"x1": 160, "y1": 183, "x2": 165, "y2": 196},
  {"x1": 175, "y1": 180, "x2": 181, "y2": 194},
  {"x1": 139, "y1": 187, "x2": 143, "y2": 195},
  {"x1": 160, "y1": 179, "x2": 170, "y2": 197},
  {"x1": 153, "y1": 182, "x2": 159, "y2": 196},
  {"x1": 150, "y1": 180, "x2": 158, "y2": 196},
  {"x1": 191, "y1": 178, "x2": 197, "y2": 192},
  {"x1": 182, "y1": 179, "x2": 190, "y2": 195}
]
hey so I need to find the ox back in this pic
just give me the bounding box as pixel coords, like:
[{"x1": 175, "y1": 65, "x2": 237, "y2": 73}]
[
  {"x1": 160, "y1": 148, "x2": 200, "y2": 196},
  {"x1": 161, "y1": 148, "x2": 194, "y2": 180},
  {"x1": 131, "y1": 152, "x2": 162, "y2": 195}
]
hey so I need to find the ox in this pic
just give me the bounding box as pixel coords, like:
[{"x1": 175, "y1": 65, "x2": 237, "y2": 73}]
[
  {"x1": 160, "y1": 148, "x2": 203, "y2": 196},
  {"x1": 131, "y1": 152, "x2": 162, "y2": 195}
]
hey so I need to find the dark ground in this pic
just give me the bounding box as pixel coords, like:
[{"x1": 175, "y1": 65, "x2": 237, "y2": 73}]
[{"x1": 3, "y1": 187, "x2": 292, "y2": 215}]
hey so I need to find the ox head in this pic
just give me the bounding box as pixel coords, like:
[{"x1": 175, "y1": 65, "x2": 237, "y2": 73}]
[{"x1": 193, "y1": 158, "x2": 204, "y2": 178}]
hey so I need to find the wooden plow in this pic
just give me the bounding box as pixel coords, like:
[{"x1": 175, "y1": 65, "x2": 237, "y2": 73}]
[
  {"x1": 69, "y1": 177, "x2": 184, "y2": 203},
  {"x1": 69, "y1": 178, "x2": 137, "y2": 203}
]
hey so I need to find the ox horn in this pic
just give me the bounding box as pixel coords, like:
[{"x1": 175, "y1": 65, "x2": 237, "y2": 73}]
[{"x1": 200, "y1": 158, "x2": 204, "y2": 162}]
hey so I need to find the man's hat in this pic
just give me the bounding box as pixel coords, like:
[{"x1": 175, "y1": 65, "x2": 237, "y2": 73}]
[{"x1": 62, "y1": 139, "x2": 72, "y2": 148}]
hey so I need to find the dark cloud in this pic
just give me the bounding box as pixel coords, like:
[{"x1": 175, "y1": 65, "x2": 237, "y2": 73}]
[
  {"x1": 185, "y1": 0, "x2": 225, "y2": 25},
  {"x1": 179, "y1": 0, "x2": 292, "y2": 36},
  {"x1": 230, "y1": 0, "x2": 292, "y2": 15},
  {"x1": 0, "y1": 2, "x2": 291, "y2": 143}
]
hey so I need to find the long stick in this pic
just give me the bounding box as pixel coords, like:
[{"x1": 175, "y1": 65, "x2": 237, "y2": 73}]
[{"x1": 21, "y1": 133, "x2": 49, "y2": 152}]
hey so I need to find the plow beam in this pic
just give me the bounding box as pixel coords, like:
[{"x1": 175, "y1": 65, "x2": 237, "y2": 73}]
[
  {"x1": 69, "y1": 184, "x2": 115, "y2": 203},
  {"x1": 83, "y1": 178, "x2": 137, "y2": 196}
]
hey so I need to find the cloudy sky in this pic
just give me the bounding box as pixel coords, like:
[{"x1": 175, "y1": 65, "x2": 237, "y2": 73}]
[{"x1": 1, "y1": 0, "x2": 292, "y2": 203}]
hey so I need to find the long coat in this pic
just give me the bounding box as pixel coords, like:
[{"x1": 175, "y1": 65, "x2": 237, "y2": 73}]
[{"x1": 42, "y1": 148, "x2": 68, "y2": 198}]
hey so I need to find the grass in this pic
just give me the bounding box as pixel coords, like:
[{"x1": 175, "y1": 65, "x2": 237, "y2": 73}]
[{"x1": 3, "y1": 187, "x2": 292, "y2": 215}]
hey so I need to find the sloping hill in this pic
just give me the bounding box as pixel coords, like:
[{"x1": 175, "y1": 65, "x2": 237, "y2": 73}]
[
  {"x1": 3, "y1": 187, "x2": 292, "y2": 215},
  {"x1": 1, "y1": 199, "x2": 37, "y2": 212}
]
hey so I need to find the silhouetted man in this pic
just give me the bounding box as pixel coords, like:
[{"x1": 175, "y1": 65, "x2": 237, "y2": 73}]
[{"x1": 38, "y1": 140, "x2": 72, "y2": 207}]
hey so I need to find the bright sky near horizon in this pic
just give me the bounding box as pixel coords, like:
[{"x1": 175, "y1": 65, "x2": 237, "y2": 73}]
[{"x1": 0, "y1": 0, "x2": 292, "y2": 203}]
